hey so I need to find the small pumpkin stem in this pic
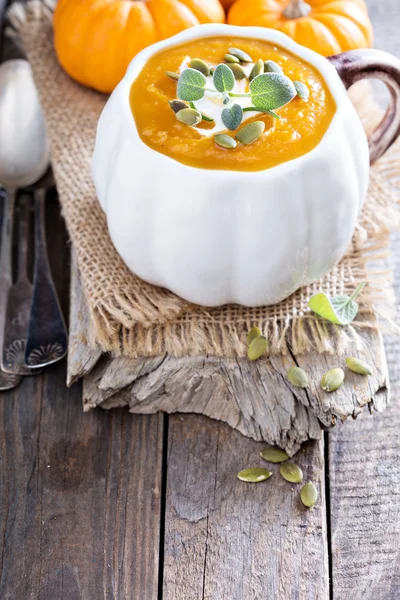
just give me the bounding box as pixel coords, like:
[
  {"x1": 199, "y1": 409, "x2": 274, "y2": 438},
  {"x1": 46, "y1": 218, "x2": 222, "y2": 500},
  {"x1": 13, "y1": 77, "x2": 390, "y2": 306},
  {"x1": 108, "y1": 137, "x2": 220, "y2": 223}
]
[{"x1": 283, "y1": 0, "x2": 312, "y2": 19}]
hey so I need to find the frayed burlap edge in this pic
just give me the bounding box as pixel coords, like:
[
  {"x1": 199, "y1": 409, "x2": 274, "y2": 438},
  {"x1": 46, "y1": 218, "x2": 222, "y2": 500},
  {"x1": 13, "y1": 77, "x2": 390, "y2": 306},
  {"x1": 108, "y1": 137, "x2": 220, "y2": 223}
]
[{"x1": 7, "y1": 0, "x2": 400, "y2": 359}]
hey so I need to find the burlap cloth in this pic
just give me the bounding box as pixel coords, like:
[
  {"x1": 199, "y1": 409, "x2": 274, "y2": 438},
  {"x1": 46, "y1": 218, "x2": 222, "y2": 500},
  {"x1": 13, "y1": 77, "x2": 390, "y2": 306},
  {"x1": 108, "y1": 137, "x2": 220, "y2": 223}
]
[{"x1": 8, "y1": 1, "x2": 400, "y2": 359}]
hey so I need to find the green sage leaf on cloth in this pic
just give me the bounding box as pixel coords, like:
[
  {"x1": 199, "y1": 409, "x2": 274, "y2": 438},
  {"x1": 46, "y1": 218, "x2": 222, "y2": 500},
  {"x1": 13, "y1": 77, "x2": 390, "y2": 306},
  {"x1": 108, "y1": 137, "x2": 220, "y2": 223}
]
[{"x1": 308, "y1": 282, "x2": 366, "y2": 325}]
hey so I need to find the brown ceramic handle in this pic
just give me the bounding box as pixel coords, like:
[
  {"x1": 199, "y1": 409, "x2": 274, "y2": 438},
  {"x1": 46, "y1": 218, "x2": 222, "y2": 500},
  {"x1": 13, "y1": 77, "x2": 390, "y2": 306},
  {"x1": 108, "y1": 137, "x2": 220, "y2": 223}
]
[{"x1": 328, "y1": 49, "x2": 400, "y2": 163}]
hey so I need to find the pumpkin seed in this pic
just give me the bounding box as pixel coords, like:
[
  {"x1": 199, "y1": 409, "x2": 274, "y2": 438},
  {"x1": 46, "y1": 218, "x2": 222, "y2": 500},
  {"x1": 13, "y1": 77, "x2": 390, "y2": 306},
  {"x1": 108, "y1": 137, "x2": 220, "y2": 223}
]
[
  {"x1": 247, "y1": 335, "x2": 268, "y2": 360},
  {"x1": 237, "y1": 467, "x2": 272, "y2": 483},
  {"x1": 214, "y1": 133, "x2": 237, "y2": 149},
  {"x1": 280, "y1": 462, "x2": 303, "y2": 483},
  {"x1": 346, "y1": 356, "x2": 373, "y2": 376},
  {"x1": 260, "y1": 447, "x2": 289, "y2": 463},
  {"x1": 229, "y1": 47, "x2": 252, "y2": 63},
  {"x1": 236, "y1": 121, "x2": 265, "y2": 145},
  {"x1": 288, "y1": 366, "x2": 309, "y2": 388},
  {"x1": 249, "y1": 58, "x2": 264, "y2": 82},
  {"x1": 169, "y1": 99, "x2": 187, "y2": 113},
  {"x1": 300, "y1": 481, "x2": 318, "y2": 508},
  {"x1": 165, "y1": 70, "x2": 179, "y2": 81},
  {"x1": 188, "y1": 58, "x2": 210, "y2": 77},
  {"x1": 175, "y1": 107, "x2": 202, "y2": 126},
  {"x1": 321, "y1": 368, "x2": 345, "y2": 392},
  {"x1": 247, "y1": 326, "x2": 261, "y2": 345},
  {"x1": 227, "y1": 63, "x2": 247, "y2": 80},
  {"x1": 293, "y1": 80, "x2": 310, "y2": 101},
  {"x1": 264, "y1": 60, "x2": 283, "y2": 74},
  {"x1": 225, "y1": 53, "x2": 240, "y2": 64}
]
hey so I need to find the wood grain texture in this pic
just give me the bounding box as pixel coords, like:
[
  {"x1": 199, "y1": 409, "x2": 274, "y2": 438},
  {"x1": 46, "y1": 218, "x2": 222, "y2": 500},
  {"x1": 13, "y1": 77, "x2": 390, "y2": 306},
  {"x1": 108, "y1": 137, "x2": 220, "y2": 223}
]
[
  {"x1": 163, "y1": 414, "x2": 329, "y2": 600},
  {"x1": 80, "y1": 316, "x2": 388, "y2": 455},
  {"x1": 328, "y1": 5, "x2": 400, "y2": 598},
  {"x1": 67, "y1": 252, "x2": 101, "y2": 387},
  {"x1": 0, "y1": 363, "x2": 164, "y2": 599}
]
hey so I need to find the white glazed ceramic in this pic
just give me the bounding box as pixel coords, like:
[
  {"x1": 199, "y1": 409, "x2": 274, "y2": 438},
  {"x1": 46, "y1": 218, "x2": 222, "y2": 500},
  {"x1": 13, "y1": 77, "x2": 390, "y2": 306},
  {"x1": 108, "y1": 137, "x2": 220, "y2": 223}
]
[{"x1": 93, "y1": 24, "x2": 370, "y2": 307}]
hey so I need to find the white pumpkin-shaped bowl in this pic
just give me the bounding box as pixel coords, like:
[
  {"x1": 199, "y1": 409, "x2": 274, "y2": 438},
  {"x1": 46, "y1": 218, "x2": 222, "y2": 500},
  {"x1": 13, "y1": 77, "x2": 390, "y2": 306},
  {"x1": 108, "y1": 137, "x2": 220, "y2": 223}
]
[{"x1": 93, "y1": 24, "x2": 400, "y2": 307}]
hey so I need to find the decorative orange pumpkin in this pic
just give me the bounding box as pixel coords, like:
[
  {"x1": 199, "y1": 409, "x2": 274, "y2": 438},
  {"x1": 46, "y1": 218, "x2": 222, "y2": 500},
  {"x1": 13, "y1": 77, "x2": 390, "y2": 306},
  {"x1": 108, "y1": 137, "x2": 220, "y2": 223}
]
[
  {"x1": 219, "y1": 0, "x2": 237, "y2": 11},
  {"x1": 53, "y1": 0, "x2": 226, "y2": 94},
  {"x1": 228, "y1": 0, "x2": 373, "y2": 57}
]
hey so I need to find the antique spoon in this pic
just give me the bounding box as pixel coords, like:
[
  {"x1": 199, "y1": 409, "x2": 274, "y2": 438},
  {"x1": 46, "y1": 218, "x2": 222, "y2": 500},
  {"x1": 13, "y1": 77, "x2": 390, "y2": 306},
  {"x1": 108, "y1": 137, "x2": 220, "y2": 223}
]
[
  {"x1": 0, "y1": 59, "x2": 50, "y2": 374},
  {"x1": 25, "y1": 167, "x2": 68, "y2": 368}
]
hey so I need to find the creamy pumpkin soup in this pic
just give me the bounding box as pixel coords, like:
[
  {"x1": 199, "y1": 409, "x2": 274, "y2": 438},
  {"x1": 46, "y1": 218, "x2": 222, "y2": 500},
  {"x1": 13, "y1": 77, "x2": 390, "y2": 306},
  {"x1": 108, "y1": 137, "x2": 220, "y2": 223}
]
[{"x1": 130, "y1": 37, "x2": 336, "y2": 171}]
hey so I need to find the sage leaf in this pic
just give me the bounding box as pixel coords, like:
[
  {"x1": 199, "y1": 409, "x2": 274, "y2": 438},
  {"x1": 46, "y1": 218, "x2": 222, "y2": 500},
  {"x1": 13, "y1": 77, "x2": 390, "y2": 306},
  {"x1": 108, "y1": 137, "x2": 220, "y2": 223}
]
[
  {"x1": 249, "y1": 73, "x2": 296, "y2": 111},
  {"x1": 221, "y1": 103, "x2": 243, "y2": 130},
  {"x1": 308, "y1": 282, "x2": 365, "y2": 325},
  {"x1": 177, "y1": 68, "x2": 207, "y2": 101},
  {"x1": 294, "y1": 80, "x2": 310, "y2": 101},
  {"x1": 213, "y1": 63, "x2": 235, "y2": 93}
]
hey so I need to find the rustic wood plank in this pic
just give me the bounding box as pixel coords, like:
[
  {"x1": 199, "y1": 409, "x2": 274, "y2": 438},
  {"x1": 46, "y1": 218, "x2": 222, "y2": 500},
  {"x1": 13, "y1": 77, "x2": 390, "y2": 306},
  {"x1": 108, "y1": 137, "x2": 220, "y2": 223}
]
[
  {"x1": 328, "y1": 5, "x2": 400, "y2": 598},
  {"x1": 80, "y1": 315, "x2": 388, "y2": 456},
  {"x1": 0, "y1": 362, "x2": 164, "y2": 599},
  {"x1": 162, "y1": 414, "x2": 328, "y2": 600},
  {"x1": 67, "y1": 252, "x2": 101, "y2": 387}
]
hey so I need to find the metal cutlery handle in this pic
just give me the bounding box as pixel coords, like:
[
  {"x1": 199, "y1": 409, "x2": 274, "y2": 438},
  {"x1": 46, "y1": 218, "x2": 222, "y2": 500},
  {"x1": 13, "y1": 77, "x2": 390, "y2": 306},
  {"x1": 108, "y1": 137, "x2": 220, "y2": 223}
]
[{"x1": 24, "y1": 188, "x2": 68, "y2": 368}]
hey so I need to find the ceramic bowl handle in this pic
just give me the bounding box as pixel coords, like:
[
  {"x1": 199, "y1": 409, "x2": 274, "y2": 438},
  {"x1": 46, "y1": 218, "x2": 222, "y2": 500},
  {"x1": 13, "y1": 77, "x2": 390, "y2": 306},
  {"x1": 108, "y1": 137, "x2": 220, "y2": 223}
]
[{"x1": 328, "y1": 49, "x2": 400, "y2": 163}]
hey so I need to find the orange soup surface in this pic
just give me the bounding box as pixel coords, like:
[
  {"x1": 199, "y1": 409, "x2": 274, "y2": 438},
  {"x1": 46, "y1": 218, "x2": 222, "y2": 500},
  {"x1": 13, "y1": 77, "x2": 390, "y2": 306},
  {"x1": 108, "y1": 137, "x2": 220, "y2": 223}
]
[{"x1": 130, "y1": 37, "x2": 336, "y2": 172}]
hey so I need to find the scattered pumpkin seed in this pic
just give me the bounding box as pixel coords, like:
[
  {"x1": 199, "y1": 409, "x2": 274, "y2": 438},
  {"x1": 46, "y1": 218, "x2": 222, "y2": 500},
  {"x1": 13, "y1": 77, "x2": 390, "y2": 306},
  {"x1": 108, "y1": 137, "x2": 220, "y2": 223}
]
[
  {"x1": 227, "y1": 63, "x2": 247, "y2": 80},
  {"x1": 293, "y1": 80, "x2": 310, "y2": 101},
  {"x1": 247, "y1": 326, "x2": 261, "y2": 345},
  {"x1": 249, "y1": 58, "x2": 264, "y2": 81},
  {"x1": 175, "y1": 107, "x2": 202, "y2": 126},
  {"x1": 237, "y1": 467, "x2": 272, "y2": 483},
  {"x1": 236, "y1": 121, "x2": 265, "y2": 145},
  {"x1": 229, "y1": 47, "x2": 252, "y2": 63},
  {"x1": 169, "y1": 99, "x2": 187, "y2": 113},
  {"x1": 248, "y1": 335, "x2": 268, "y2": 360},
  {"x1": 260, "y1": 447, "x2": 289, "y2": 463},
  {"x1": 300, "y1": 481, "x2": 318, "y2": 508},
  {"x1": 188, "y1": 58, "x2": 210, "y2": 77},
  {"x1": 165, "y1": 70, "x2": 179, "y2": 81},
  {"x1": 225, "y1": 53, "x2": 240, "y2": 64},
  {"x1": 288, "y1": 366, "x2": 309, "y2": 388},
  {"x1": 280, "y1": 462, "x2": 303, "y2": 483},
  {"x1": 264, "y1": 60, "x2": 283, "y2": 74},
  {"x1": 188, "y1": 101, "x2": 214, "y2": 122},
  {"x1": 214, "y1": 133, "x2": 237, "y2": 149},
  {"x1": 346, "y1": 357, "x2": 373, "y2": 376},
  {"x1": 321, "y1": 368, "x2": 345, "y2": 392}
]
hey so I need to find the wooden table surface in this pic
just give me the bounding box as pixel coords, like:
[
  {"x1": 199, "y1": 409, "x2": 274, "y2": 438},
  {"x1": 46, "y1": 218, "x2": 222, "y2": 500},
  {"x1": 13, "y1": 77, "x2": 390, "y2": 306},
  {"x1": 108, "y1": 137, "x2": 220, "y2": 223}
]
[{"x1": 1, "y1": 1, "x2": 400, "y2": 599}]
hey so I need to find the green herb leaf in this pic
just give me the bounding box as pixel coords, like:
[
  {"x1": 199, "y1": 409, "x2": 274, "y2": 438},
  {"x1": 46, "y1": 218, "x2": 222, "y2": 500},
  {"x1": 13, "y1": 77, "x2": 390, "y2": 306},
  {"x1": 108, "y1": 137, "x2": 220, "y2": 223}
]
[
  {"x1": 294, "y1": 80, "x2": 310, "y2": 101},
  {"x1": 249, "y1": 73, "x2": 296, "y2": 111},
  {"x1": 221, "y1": 103, "x2": 243, "y2": 130},
  {"x1": 242, "y1": 106, "x2": 281, "y2": 120},
  {"x1": 177, "y1": 68, "x2": 207, "y2": 101},
  {"x1": 213, "y1": 63, "x2": 235, "y2": 93},
  {"x1": 308, "y1": 282, "x2": 365, "y2": 325}
]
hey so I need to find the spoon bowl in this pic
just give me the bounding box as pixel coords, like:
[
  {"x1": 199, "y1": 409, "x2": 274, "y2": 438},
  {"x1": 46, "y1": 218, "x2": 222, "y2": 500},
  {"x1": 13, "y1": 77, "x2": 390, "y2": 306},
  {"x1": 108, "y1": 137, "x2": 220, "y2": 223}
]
[{"x1": 0, "y1": 59, "x2": 50, "y2": 188}]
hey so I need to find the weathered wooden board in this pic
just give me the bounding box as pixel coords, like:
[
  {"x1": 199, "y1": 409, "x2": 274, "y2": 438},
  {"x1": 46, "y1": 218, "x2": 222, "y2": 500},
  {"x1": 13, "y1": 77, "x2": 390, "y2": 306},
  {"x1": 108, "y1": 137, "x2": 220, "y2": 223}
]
[
  {"x1": 163, "y1": 414, "x2": 329, "y2": 600},
  {"x1": 79, "y1": 314, "x2": 388, "y2": 455},
  {"x1": 0, "y1": 363, "x2": 164, "y2": 599}
]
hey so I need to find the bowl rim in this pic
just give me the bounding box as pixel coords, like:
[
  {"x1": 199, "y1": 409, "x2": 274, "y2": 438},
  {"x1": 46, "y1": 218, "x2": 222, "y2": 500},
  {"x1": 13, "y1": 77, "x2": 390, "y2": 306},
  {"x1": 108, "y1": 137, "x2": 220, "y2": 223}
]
[{"x1": 112, "y1": 24, "x2": 359, "y2": 179}]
